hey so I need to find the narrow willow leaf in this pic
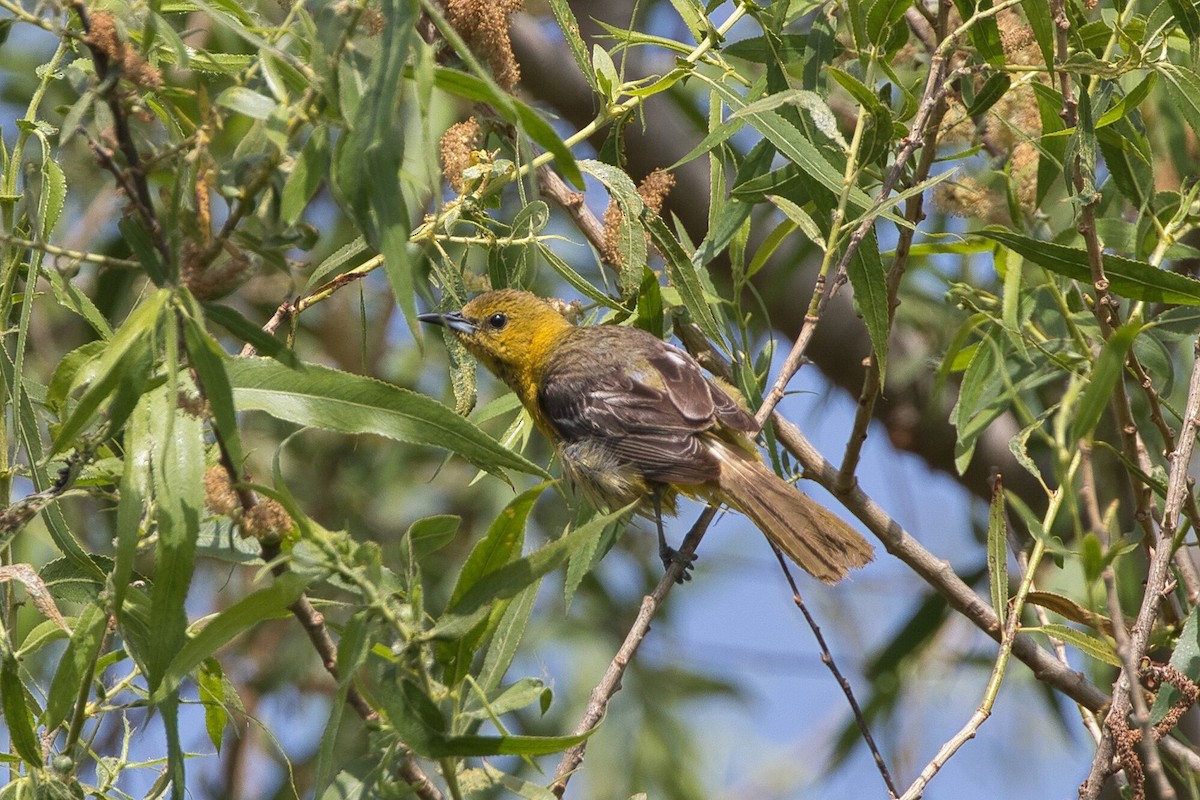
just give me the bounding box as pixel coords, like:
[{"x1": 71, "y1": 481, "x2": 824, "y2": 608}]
[
  {"x1": 113, "y1": 396, "x2": 151, "y2": 615},
  {"x1": 145, "y1": 390, "x2": 205, "y2": 692},
  {"x1": 1025, "y1": 623, "x2": 1120, "y2": 667},
  {"x1": 547, "y1": 0, "x2": 597, "y2": 92},
  {"x1": 428, "y1": 502, "x2": 635, "y2": 639},
  {"x1": 43, "y1": 600, "x2": 107, "y2": 731},
  {"x1": 281, "y1": 125, "x2": 330, "y2": 226},
  {"x1": 844, "y1": 223, "x2": 890, "y2": 382},
  {"x1": 197, "y1": 659, "x2": 232, "y2": 754},
  {"x1": 704, "y1": 79, "x2": 879, "y2": 217},
  {"x1": 1025, "y1": 591, "x2": 1113, "y2": 634},
  {"x1": 151, "y1": 573, "x2": 309, "y2": 703},
  {"x1": 162, "y1": 694, "x2": 185, "y2": 800},
  {"x1": 645, "y1": 215, "x2": 725, "y2": 348},
  {"x1": 181, "y1": 306, "x2": 244, "y2": 472},
  {"x1": 448, "y1": 486, "x2": 543, "y2": 610},
  {"x1": 226, "y1": 357, "x2": 547, "y2": 480},
  {"x1": 52, "y1": 289, "x2": 168, "y2": 454},
  {"x1": 578, "y1": 159, "x2": 646, "y2": 292},
  {"x1": 1155, "y1": 64, "x2": 1200, "y2": 148},
  {"x1": 475, "y1": 581, "x2": 538, "y2": 701},
  {"x1": 383, "y1": 679, "x2": 591, "y2": 758},
  {"x1": 1, "y1": 655, "x2": 41, "y2": 767},
  {"x1": 315, "y1": 612, "x2": 373, "y2": 794},
  {"x1": 987, "y1": 476, "x2": 1009, "y2": 625},
  {"x1": 203, "y1": 302, "x2": 298, "y2": 366},
  {"x1": 304, "y1": 236, "x2": 369, "y2": 291},
  {"x1": 1071, "y1": 323, "x2": 1138, "y2": 442},
  {"x1": 765, "y1": 194, "x2": 825, "y2": 248},
  {"x1": 431, "y1": 67, "x2": 582, "y2": 188},
  {"x1": 977, "y1": 228, "x2": 1200, "y2": 305},
  {"x1": 441, "y1": 486, "x2": 545, "y2": 686}
]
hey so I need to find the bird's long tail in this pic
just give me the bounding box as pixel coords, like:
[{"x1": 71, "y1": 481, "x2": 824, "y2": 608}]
[{"x1": 712, "y1": 444, "x2": 874, "y2": 584}]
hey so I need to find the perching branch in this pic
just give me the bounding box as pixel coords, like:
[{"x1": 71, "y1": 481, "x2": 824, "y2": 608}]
[{"x1": 548, "y1": 507, "x2": 715, "y2": 797}]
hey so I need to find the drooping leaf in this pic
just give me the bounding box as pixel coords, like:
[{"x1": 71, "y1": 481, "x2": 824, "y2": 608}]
[{"x1": 226, "y1": 357, "x2": 547, "y2": 480}]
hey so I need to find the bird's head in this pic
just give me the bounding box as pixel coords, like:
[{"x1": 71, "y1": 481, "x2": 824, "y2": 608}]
[{"x1": 419, "y1": 289, "x2": 574, "y2": 391}]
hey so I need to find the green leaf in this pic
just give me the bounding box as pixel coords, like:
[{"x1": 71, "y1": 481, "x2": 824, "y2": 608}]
[
  {"x1": 1166, "y1": 0, "x2": 1200, "y2": 41},
  {"x1": 475, "y1": 581, "x2": 538, "y2": 701},
  {"x1": 987, "y1": 479, "x2": 1009, "y2": 625},
  {"x1": 441, "y1": 486, "x2": 545, "y2": 686},
  {"x1": 382, "y1": 679, "x2": 590, "y2": 758},
  {"x1": 592, "y1": 44, "x2": 619, "y2": 101},
  {"x1": 538, "y1": 245, "x2": 627, "y2": 310},
  {"x1": 1025, "y1": 623, "x2": 1120, "y2": 667},
  {"x1": 431, "y1": 67, "x2": 582, "y2": 188},
  {"x1": 43, "y1": 601, "x2": 107, "y2": 731},
  {"x1": 429, "y1": 501, "x2": 635, "y2": 639},
  {"x1": 226, "y1": 357, "x2": 547, "y2": 480},
  {"x1": 216, "y1": 86, "x2": 277, "y2": 119},
  {"x1": 1071, "y1": 323, "x2": 1138, "y2": 443},
  {"x1": 449, "y1": 487, "x2": 544, "y2": 609},
  {"x1": 954, "y1": 0, "x2": 1005, "y2": 64},
  {"x1": 705, "y1": 80, "x2": 879, "y2": 216},
  {"x1": 966, "y1": 73, "x2": 1011, "y2": 117},
  {"x1": 578, "y1": 159, "x2": 646, "y2": 293},
  {"x1": 151, "y1": 573, "x2": 308, "y2": 704},
  {"x1": 547, "y1": 0, "x2": 597, "y2": 93},
  {"x1": 844, "y1": 223, "x2": 890, "y2": 382},
  {"x1": 197, "y1": 659, "x2": 235, "y2": 754},
  {"x1": 1158, "y1": 64, "x2": 1200, "y2": 144},
  {"x1": 181, "y1": 303, "x2": 244, "y2": 471},
  {"x1": 113, "y1": 396, "x2": 152, "y2": 616},
  {"x1": 1, "y1": 655, "x2": 41, "y2": 767},
  {"x1": 51, "y1": 289, "x2": 168, "y2": 454},
  {"x1": 865, "y1": 0, "x2": 912, "y2": 45},
  {"x1": 145, "y1": 389, "x2": 206, "y2": 692},
  {"x1": 977, "y1": 228, "x2": 1200, "y2": 305},
  {"x1": 407, "y1": 515, "x2": 462, "y2": 558},
  {"x1": 202, "y1": 302, "x2": 298, "y2": 366},
  {"x1": 281, "y1": 126, "x2": 330, "y2": 226},
  {"x1": 645, "y1": 215, "x2": 725, "y2": 349}
]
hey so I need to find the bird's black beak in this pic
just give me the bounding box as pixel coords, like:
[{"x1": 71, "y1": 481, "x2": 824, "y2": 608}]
[{"x1": 418, "y1": 310, "x2": 478, "y2": 336}]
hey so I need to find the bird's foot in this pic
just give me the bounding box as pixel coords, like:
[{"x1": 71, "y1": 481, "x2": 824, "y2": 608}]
[{"x1": 659, "y1": 545, "x2": 697, "y2": 583}]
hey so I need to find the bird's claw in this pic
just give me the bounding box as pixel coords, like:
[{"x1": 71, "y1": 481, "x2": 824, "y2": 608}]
[{"x1": 659, "y1": 545, "x2": 697, "y2": 583}]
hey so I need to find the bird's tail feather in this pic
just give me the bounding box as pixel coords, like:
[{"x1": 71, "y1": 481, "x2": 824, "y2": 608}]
[{"x1": 712, "y1": 445, "x2": 874, "y2": 584}]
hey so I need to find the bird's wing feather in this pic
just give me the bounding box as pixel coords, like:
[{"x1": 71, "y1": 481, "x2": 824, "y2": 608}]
[{"x1": 540, "y1": 335, "x2": 735, "y2": 484}]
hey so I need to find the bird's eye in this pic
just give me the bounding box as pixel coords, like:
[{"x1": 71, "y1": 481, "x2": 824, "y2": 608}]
[{"x1": 487, "y1": 312, "x2": 508, "y2": 330}]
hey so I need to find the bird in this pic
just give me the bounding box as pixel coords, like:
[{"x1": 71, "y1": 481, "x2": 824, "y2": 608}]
[{"x1": 419, "y1": 288, "x2": 874, "y2": 583}]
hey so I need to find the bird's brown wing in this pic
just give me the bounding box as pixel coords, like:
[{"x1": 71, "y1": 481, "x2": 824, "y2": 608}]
[{"x1": 539, "y1": 331, "x2": 746, "y2": 485}]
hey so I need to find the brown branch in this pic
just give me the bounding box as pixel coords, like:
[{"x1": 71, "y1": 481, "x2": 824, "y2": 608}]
[
  {"x1": 549, "y1": 507, "x2": 715, "y2": 797},
  {"x1": 1046, "y1": 0, "x2": 1184, "y2": 792},
  {"x1": 1081, "y1": 337, "x2": 1200, "y2": 798},
  {"x1": 538, "y1": 165, "x2": 609, "y2": 262}
]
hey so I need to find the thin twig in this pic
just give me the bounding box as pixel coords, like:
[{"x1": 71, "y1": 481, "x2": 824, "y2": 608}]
[
  {"x1": 70, "y1": 2, "x2": 171, "y2": 268},
  {"x1": 1081, "y1": 337, "x2": 1200, "y2": 798},
  {"x1": 771, "y1": 548, "x2": 897, "y2": 797},
  {"x1": 755, "y1": 50, "x2": 951, "y2": 427},
  {"x1": 0, "y1": 233, "x2": 140, "y2": 270},
  {"x1": 549, "y1": 508, "x2": 716, "y2": 797},
  {"x1": 678, "y1": 326, "x2": 1117, "y2": 719}
]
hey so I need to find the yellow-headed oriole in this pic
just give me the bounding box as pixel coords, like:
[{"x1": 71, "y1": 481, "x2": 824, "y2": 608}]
[{"x1": 420, "y1": 289, "x2": 874, "y2": 583}]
